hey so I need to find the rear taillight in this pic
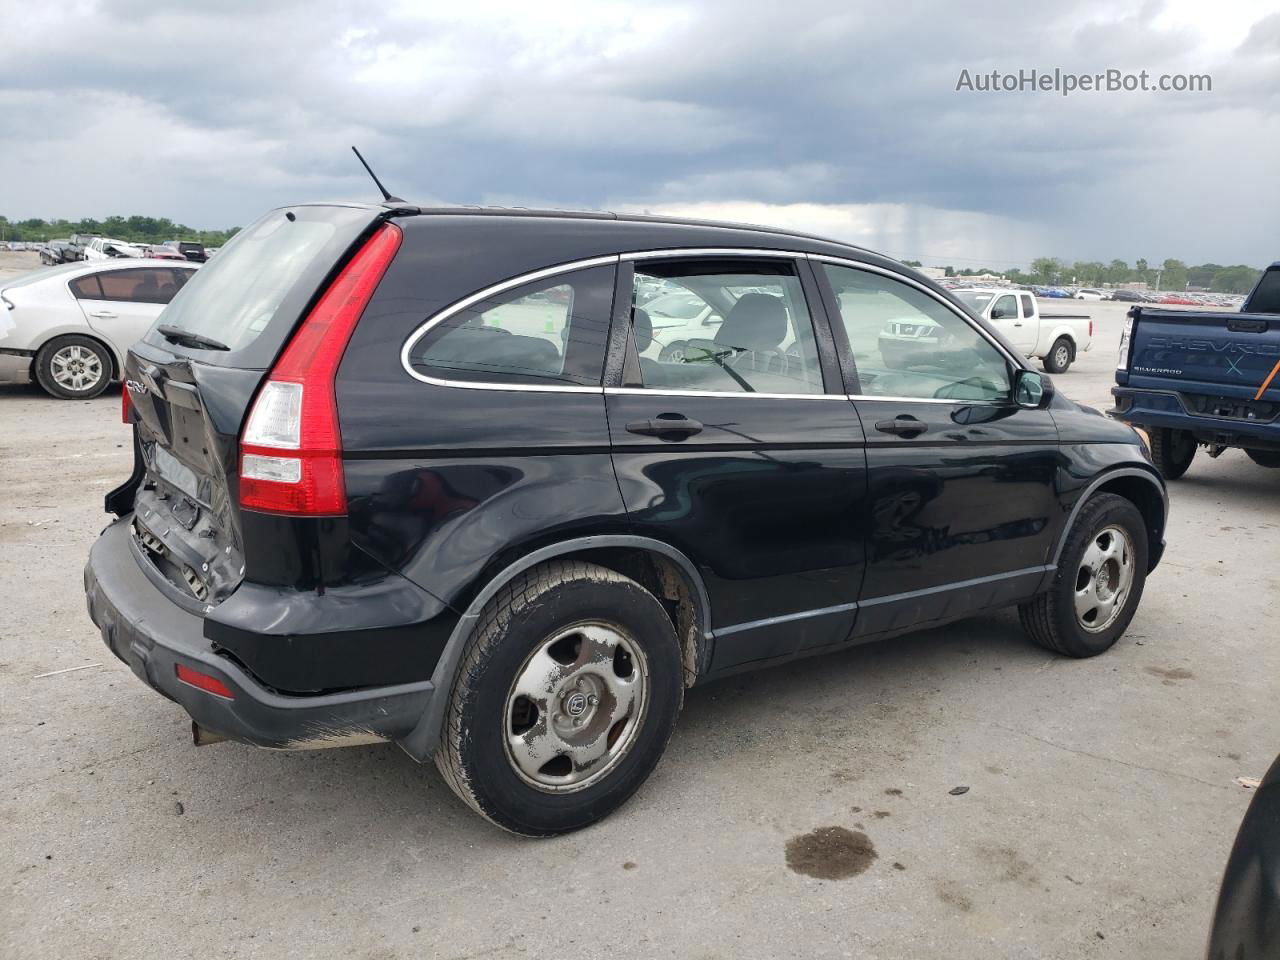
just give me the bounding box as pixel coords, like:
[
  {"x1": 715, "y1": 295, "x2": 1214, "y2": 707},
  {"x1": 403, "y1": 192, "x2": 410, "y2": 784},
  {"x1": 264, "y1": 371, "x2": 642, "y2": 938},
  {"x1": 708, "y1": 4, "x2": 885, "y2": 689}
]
[
  {"x1": 1116, "y1": 315, "x2": 1133, "y2": 370},
  {"x1": 175, "y1": 664, "x2": 234, "y2": 699},
  {"x1": 239, "y1": 222, "x2": 402, "y2": 515},
  {"x1": 1089, "y1": 320, "x2": 1094, "y2": 338},
  {"x1": 121, "y1": 386, "x2": 131, "y2": 423}
]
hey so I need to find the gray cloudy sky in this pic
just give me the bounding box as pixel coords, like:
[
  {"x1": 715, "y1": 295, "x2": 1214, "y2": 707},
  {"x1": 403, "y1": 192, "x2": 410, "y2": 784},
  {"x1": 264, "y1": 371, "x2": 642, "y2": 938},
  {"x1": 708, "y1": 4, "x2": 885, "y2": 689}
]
[{"x1": 1, "y1": 0, "x2": 1277, "y2": 268}]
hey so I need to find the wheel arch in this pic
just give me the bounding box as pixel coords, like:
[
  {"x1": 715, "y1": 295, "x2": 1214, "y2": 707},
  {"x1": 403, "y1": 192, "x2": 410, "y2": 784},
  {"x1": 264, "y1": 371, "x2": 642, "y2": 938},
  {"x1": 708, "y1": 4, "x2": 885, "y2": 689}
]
[
  {"x1": 36, "y1": 330, "x2": 123, "y2": 383},
  {"x1": 1051, "y1": 466, "x2": 1167, "y2": 573},
  {"x1": 397, "y1": 535, "x2": 713, "y2": 762},
  {"x1": 1046, "y1": 328, "x2": 1077, "y2": 358}
]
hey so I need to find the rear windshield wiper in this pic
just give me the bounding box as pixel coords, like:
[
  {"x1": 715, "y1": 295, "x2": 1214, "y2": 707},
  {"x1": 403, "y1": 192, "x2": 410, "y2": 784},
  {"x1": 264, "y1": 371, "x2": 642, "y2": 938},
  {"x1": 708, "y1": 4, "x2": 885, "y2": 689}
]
[{"x1": 156, "y1": 325, "x2": 230, "y2": 351}]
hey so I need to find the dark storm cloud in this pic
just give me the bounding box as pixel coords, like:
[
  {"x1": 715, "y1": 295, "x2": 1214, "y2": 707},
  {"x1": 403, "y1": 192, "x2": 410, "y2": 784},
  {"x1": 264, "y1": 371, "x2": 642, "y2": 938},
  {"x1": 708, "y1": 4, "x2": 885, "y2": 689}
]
[{"x1": 0, "y1": 0, "x2": 1275, "y2": 264}]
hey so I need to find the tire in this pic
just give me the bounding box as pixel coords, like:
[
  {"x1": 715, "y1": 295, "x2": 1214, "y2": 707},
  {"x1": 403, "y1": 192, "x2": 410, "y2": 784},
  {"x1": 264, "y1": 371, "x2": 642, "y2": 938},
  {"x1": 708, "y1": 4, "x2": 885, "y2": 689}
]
[
  {"x1": 1245, "y1": 449, "x2": 1280, "y2": 468},
  {"x1": 658, "y1": 341, "x2": 688, "y2": 363},
  {"x1": 34, "y1": 335, "x2": 112, "y2": 399},
  {"x1": 1019, "y1": 493, "x2": 1148, "y2": 658},
  {"x1": 435, "y1": 560, "x2": 684, "y2": 836},
  {"x1": 1149, "y1": 428, "x2": 1196, "y2": 480},
  {"x1": 1042, "y1": 337, "x2": 1072, "y2": 373}
]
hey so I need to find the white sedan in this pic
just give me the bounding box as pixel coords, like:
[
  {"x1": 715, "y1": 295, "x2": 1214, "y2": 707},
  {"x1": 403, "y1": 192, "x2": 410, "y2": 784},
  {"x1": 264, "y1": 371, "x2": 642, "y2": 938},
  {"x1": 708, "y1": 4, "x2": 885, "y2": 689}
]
[{"x1": 0, "y1": 259, "x2": 198, "y2": 398}]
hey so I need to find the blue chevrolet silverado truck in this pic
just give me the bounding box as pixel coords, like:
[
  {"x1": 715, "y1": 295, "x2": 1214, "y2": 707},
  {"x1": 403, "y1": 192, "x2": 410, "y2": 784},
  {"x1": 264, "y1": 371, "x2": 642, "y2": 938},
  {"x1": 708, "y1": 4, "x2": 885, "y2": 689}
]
[{"x1": 1112, "y1": 263, "x2": 1280, "y2": 478}]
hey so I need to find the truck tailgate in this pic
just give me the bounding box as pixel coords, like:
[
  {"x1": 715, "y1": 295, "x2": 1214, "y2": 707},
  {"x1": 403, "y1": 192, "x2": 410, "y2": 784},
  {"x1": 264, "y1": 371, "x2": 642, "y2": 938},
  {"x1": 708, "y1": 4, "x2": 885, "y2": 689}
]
[{"x1": 1122, "y1": 307, "x2": 1280, "y2": 402}]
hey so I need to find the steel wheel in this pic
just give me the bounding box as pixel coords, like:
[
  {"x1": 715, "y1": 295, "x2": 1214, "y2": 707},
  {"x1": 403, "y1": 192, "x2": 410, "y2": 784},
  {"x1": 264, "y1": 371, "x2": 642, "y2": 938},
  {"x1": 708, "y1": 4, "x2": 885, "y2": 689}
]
[
  {"x1": 50, "y1": 344, "x2": 104, "y2": 392},
  {"x1": 1074, "y1": 524, "x2": 1135, "y2": 633},
  {"x1": 504, "y1": 621, "x2": 649, "y2": 793}
]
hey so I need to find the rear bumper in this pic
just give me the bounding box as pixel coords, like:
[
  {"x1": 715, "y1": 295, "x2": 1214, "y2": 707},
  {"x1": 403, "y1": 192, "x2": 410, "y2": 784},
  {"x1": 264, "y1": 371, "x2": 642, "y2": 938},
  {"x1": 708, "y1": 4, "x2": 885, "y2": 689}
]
[
  {"x1": 1111, "y1": 387, "x2": 1280, "y2": 452},
  {"x1": 84, "y1": 517, "x2": 436, "y2": 751}
]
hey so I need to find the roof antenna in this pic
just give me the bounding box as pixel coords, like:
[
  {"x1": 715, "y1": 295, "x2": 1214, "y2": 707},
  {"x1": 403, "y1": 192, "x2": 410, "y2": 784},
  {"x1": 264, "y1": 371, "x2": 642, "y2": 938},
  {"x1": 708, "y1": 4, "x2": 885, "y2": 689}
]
[{"x1": 351, "y1": 146, "x2": 403, "y2": 203}]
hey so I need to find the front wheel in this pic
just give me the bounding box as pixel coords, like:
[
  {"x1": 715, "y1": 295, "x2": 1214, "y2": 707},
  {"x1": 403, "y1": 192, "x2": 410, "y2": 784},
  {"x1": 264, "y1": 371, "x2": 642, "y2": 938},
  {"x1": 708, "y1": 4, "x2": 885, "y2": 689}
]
[
  {"x1": 1019, "y1": 493, "x2": 1148, "y2": 658},
  {"x1": 1245, "y1": 449, "x2": 1280, "y2": 468},
  {"x1": 1042, "y1": 337, "x2": 1072, "y2": 373},
  {"x1": 434, "y1": 560, "x2": 684, "y2": 836},
  {"x1": 1149, "y1": 428, "x2": 1196, "y2": 480}
]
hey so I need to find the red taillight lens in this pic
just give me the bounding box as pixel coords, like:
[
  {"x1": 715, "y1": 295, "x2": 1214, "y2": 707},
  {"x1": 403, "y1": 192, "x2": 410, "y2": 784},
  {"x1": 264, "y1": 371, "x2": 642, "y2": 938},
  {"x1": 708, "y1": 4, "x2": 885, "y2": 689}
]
[
  {"x1": 239, "y1": 223, "x2": 402, "y2": 516},
  {"x1": 175, "y1": 664, "x2": 234, "y2": 699},
  {"x1": 121, "y1": 386, "x2": 131, "y2": 423}
]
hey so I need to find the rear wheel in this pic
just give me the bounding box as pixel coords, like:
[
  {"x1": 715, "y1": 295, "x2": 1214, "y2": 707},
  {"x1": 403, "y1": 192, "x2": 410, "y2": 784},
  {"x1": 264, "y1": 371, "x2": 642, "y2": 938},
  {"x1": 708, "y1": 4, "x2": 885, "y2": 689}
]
[
  {"x1": 435, "y1": 560, "x2": 684, "y2": 836},
  {"x1": 34, "y1": 335, "x2": 112, "y2": 399},
  {"x1": 1245, "y1": 449, "x2": 1280, "y2": 468},
  {"x1": 1019, "y1": 493, "x2": 1148, "y2": 658},
  {"x1": 1042, "y1": 337, "x2": 1072, "y2": 373},
  {"x1": 1149, "y1": 428, "x2": 1196, "y2": 480}
]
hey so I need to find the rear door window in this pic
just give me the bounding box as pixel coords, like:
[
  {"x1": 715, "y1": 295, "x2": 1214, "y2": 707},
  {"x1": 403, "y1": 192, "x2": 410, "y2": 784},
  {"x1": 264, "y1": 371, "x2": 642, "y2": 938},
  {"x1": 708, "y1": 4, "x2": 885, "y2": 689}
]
[
  {"x1": 628, "y1": 259, "x2": 824, "y2": 395},
  {"x1": 406, "y1": 264, "x2": 615, "y2": 387},
  {"x1": 1019, "y1": 294, "x2": 1035, "y2": 316},
  {"x1": 94, "y1": 269, "x2": 186, "y2": 304}
]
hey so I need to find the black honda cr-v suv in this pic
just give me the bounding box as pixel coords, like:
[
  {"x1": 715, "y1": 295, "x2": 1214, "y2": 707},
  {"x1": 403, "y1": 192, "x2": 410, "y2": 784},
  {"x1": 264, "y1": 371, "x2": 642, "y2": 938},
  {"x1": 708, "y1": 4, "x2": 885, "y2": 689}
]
[{"x1": 84, "y1": 201, "x2": 1167, "y2": 835}]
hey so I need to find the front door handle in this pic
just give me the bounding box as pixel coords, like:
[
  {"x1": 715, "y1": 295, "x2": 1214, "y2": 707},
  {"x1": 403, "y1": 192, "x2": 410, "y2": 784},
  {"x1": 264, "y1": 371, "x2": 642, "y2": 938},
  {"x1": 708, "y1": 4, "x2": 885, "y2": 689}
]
[
  {"x1": 874, "y1": 415, "x2": 928, "y2": 437},
  {"x1": 625, "y1": 416, "x2": 703, "y2": 438},
  {"x1": 89, "y1": 311, "x2": 118, "y2": 319}
]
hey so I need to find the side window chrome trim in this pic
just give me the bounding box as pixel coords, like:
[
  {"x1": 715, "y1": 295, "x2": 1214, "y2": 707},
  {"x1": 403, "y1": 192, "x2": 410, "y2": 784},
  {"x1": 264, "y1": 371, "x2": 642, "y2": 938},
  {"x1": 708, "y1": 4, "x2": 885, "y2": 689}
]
[
  {"x1": 807, "y1": 254, "x2": 1023, "y2": 370},
  {"x1": 846, "y1": 393, "x2": 1005, "y2": 406},
  {"x1": 623, "y1": 247, "x2": 801, "y2": 261},
  {"x1": 400, "y1": 254, "x2": 620, "y2": 391},
  {"x1": 606, "y1": 387, "x2": 849, "y2": 401}
]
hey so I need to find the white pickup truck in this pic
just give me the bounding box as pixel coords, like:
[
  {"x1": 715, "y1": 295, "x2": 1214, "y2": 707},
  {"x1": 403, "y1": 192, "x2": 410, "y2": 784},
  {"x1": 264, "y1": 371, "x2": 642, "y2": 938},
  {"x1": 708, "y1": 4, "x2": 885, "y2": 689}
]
[{"x1": 952, "y1": 287, "x2": 1092, "y2": 373}]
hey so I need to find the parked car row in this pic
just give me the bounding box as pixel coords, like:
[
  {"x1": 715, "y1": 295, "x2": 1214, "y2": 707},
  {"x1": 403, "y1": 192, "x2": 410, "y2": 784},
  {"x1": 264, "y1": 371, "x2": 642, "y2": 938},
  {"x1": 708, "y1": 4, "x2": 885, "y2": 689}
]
[{"x1": 34, "y1": 236, "x2": 209, "y2": 266}]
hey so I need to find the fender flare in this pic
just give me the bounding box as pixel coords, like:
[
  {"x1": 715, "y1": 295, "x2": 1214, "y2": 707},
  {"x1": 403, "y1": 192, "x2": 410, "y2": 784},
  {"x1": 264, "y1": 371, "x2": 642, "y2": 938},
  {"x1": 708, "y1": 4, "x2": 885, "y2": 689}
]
[
  {"x1": 1040, "y1": 326, "x2": 1079, "y2": 359},
  {"x1": 1049, "y1": 465, "x2": 1168, "y2": 569},
  {"x1": 396, "y1": 534, "x2": 712, "y2": 761}
]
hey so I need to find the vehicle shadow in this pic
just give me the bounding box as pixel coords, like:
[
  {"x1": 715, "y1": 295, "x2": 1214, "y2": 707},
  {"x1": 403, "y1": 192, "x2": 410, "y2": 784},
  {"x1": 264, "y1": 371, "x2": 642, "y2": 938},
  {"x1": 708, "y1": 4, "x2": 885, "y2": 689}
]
[{"x1": 96, "y1": 609, "x2": 1043, "y2": 850}]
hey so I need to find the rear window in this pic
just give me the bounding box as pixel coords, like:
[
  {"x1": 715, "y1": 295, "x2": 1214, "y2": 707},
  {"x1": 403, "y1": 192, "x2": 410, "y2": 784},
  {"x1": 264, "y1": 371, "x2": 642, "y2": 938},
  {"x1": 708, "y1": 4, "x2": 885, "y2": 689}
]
[
  {"x1": 1246, "y1": 269, "x2": 1280, "y2": 315},
  {"x1": 144, "y1": 205, "x2": 377, "y2": 368}
]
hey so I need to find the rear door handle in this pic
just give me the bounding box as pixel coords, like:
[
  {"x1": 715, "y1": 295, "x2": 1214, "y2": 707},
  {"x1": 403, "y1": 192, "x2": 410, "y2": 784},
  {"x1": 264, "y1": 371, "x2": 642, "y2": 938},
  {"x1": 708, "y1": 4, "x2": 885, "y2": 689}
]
[
  {"x1": 874, "y1": 416, "x2": 928, "y2": 437},
  {"x1": 625, "y1": 417, "x2": 703, "y2": 438}
]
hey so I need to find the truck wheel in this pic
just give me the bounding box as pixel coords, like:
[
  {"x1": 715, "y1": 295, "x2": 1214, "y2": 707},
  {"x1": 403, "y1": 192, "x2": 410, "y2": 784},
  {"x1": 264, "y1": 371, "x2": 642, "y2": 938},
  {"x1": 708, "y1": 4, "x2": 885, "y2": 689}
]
[
  {"x1": 1019, "y1": 493, "x2": 1148, "y2": 658},
  {"x1": 1042, "y1": 337, "x2": 1072, "y2": 374},
  {"x1": 1149, "y1": 428, "x2": 1196, "y2": 480},
  {"x1": 34, "y1": 335, "x2": 112, "y2": 399},
  {"x1": 1245, "y1": 449, "x2": 1280, "y2": 468},
  {"x1": 434, "y1": 560, "x2": 684, "y2": 836}
]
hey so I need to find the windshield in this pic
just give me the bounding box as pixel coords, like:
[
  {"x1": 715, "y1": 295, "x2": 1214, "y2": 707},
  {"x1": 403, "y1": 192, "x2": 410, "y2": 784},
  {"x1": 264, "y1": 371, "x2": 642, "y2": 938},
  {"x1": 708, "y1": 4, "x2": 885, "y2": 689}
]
[
  {"x1": 647, "y1": 293, "x2": 706, "y2": 320},
  {"x1": 147, "y1": 204, "x2": 375, "y2": 366},
  {"x1": 955, "y1": 292, "x2": 995, "y2": 312}
]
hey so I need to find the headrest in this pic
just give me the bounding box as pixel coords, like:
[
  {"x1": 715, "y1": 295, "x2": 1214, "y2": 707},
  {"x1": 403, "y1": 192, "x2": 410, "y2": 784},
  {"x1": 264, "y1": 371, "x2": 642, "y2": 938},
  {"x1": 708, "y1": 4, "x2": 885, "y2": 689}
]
[
  {"x1": 632, "y1": 307, "x2": 653, "y2": 352},
  {"x1": 715, "y1": 293, "x2": 786, "y2": 352}
]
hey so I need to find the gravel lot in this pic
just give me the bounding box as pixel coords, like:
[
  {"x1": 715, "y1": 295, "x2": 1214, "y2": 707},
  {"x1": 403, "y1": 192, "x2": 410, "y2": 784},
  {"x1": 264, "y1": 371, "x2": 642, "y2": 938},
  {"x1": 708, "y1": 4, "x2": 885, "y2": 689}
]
[{"x1": 3, "y1": 251, "x2": 1278, "y2": 959}]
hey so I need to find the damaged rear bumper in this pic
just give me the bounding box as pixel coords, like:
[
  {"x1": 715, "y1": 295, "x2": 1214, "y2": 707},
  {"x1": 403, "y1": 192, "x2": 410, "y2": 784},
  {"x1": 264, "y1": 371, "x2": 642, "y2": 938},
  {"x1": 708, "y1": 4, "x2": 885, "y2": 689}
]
[{"x1": 84, "y1": 516, "x2": 435, "y2": 751}]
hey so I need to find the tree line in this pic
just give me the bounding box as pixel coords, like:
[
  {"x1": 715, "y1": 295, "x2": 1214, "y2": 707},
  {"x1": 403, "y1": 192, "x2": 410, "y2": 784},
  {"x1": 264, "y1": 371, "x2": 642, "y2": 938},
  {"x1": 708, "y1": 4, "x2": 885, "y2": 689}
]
[
  {"x1": 0, "y1": 215, "x2": 239, "y2": 248},
  {"x1": 903, "y1": 256, "x2": 1261, "y2": 295}
]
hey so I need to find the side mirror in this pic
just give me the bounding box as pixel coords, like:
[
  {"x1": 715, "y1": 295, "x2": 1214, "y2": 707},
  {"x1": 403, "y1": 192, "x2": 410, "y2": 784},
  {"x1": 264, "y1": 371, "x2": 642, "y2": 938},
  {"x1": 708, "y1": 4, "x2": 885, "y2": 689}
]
[{"x1": 1014, "y1": 368, "x2": 1052, "y2": 408}]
